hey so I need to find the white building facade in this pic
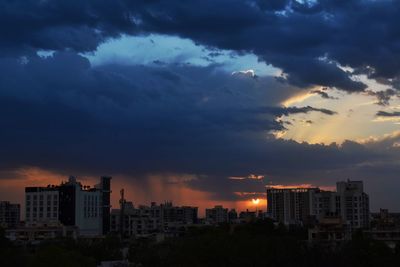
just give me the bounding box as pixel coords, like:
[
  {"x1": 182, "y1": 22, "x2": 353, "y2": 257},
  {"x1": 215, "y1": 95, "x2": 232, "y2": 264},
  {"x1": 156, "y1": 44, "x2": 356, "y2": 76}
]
[
  {"x1": 25, "y1": 187, "x2": 59, "y2": 226},
  {"x1": 25, "y1": 176, "x2": 112, "y2": 236}
]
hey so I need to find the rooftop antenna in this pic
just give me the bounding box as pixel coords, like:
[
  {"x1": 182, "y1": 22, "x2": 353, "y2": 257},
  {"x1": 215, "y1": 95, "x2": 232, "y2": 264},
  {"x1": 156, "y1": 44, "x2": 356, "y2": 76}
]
[{"x1": 119, "y1": 189, "x2": 126, "y2": 238}]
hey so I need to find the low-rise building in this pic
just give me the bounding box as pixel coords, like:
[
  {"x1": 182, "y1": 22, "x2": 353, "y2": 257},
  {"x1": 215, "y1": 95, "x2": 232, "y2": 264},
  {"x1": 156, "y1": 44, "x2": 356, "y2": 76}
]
[
  {"x1": 5, "y1": 224, "x2": 78, "y2": 243},
  {"x1": 0, "y1": 201, "x2": 20, "y2": 228},
  {"x1": 239, "y1": 210, "x2": 257, "y2": 223},
  {"x1": 308, "y1": 214, "x2": 352, "y2": 244},
  {"x1": 228, "y1": 209, "x2": 238, "y2": 223},
  {"x1": 111, "y1": 201, "x2": 198, "y2": 238},
  {"x1": 205, "y1": 205, "x2": 228, "y2": 224}
]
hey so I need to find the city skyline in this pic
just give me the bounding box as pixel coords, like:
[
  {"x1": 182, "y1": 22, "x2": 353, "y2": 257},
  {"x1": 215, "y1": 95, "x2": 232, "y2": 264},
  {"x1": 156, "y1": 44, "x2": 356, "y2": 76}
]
[
  {"x1": 1, "y1": 0, "x2": 400, "y2": 213},
  {"x1": 0, "y1": 175, "x2": 379, "y2": 219}
]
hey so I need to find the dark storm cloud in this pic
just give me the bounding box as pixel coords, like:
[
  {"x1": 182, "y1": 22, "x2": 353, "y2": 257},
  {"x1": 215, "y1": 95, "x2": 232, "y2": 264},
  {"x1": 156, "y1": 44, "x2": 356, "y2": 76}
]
[
  {"x1": 2, "y1": 53, "x2": 395, "y2": 205},
  {"x1": 0, "y1": 0, "x2": 139, "y2": 54},
  {"x1": 3, "y1": 0, "x2": 400, "y2": 209},
  {"x1": 0, "y1": 52, "x2": 338, "y2": 177},
  {"x1": 376, "y1": 111, "x2": 400, "y2": 117},
  {"x1": 186, "y1": 136, "x2": 400, "y2": 203},
  {"x1": 256, "y1": 0, "x2": 290, "y2": 11},
  {"x1": 3, "y1": 0, "x2": 400, "y2": 94}
]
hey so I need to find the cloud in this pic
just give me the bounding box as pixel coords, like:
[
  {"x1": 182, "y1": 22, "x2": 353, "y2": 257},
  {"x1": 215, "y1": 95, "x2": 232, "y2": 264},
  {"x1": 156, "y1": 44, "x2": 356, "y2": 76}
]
[
  {"x1": 281, "y1": 106, "x2": 337, "y2": 116},
  {"x1": 311, "y1": 89, "x2": 338, "y2": 100},
  {"x1": 367, "y1": 89, "x2": 399, "y2": 106},
  {"x1": 0, "y1": 51, "x2": 399, "y2": 211},
  {"x1": 4, "y1": 0, "x2": 400, "y2": 93},
  {"x1": 2, "y1": 1, "x2": 400, "y2": 210},
  {"x1": 0, "y1": 52, "x2": 339, "y2": 177},
  {"x1": 376, "y1": 111, "x2": 400, "y2": 117}
]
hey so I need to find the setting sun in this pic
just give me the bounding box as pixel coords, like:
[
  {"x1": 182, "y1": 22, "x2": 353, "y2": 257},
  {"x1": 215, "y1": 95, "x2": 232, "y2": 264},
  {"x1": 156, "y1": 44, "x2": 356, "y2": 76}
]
[{"x1": 252, "y1": 198, "x2": 260, "y2": 205}]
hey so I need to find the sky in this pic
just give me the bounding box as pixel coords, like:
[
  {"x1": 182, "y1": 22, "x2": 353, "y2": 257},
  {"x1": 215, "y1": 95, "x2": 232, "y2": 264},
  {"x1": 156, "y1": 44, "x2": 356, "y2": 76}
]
[{"x1": 1, "y1": 0, "x2": 400, "y2": 216}]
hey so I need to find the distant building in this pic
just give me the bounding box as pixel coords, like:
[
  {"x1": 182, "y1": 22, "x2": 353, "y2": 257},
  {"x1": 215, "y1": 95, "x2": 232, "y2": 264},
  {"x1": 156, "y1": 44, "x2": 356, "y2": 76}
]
[
  {"x1": 371, "y1": 209, "x2": 400, "y2": 229},
  {"x1": 228, "y1": 209, "x2": 238, "y2": 222},
  {"x1": 98, "y1": 260, "x2": 130, "y2": 267},
  {"x1": 267, "y1": 180, "x2": 370, "y2": 229},
  {"x1": 308, "y1": 213, "x2": 352, "y2": 244},
  {"x1": 0, "y1": 201, "x2": 20, "y2": 228},
  {"x1": 365, "y1": 229, "x2": 400, "y2": 250},
  {"x1": 367, "y1": 209, "x2": 400, "y2": 249},
  {"x1": 25, "y1": 176, "x2": 112, "y2": 236},
  {"x1": 5, "y1": 225, "x2": 78, "y2": 243},
  {"x1": 239, "y1": 210, "x2": 257, "y2": 223},
  {"x1": 110, "y1": 201, "x2": 198, "y2": 238},
  {"x1": 205, "y1": 205, "x2": 228, "y2": 224}
]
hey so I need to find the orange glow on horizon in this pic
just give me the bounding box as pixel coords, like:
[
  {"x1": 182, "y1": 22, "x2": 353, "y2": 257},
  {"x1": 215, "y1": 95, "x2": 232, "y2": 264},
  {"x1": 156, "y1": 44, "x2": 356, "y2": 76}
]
[
  {"x1": 0, "y1": 167, "x2": 268, "y2": 219},
  {"x1": 267, "y1": 183, "x2": 315, "y2": 189}
]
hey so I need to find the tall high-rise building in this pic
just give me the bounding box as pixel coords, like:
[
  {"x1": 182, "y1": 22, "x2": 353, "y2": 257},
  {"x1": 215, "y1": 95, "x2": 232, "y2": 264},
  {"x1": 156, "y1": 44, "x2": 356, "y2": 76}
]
[
  {"x1": 336, "y1": 180, "x2": 370, "y2": 228},
  {"x1": 0, "y1": 201, "x2": 20, "y2": 228},
  {"x1": 266, "y1": 180, "x2": 370, "y2": 229},
  {"x1": 266, "y1": 187, "x2": 318, "y2": 225},
  {"x1": 25, "y1": 176, "x2": 112, "y2": 236},
  {"x1": 100, "y1": 176, "x2": 112, "y2": 235}
]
